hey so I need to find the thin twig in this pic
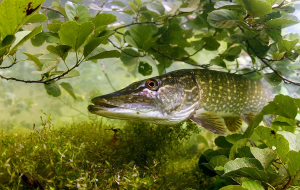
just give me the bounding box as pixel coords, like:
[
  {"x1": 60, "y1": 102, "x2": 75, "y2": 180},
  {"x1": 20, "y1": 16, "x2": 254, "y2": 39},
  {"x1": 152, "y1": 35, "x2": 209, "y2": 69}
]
[
  {"x1": 113, "y1": 21, "x2": 158, "y2": 32},
  {"x1": 0, "y1": 63, "x2": 16, "y2": 69},
  {"x1": 100, "y1": 61, "x2": 116, "y2": 91},
  {"x1": 0, "y1": 58, "x2": 82, "y2": 84},
  {"x1": 150, "y1": 46, "x2": 209, "y2": 68},
  {"x1": 247, "y1": 42, "x2": 300, "y2": 86},
  {"x1": 108, "y1": 39, "x2": 141, "y2": 57},
  {"x1": 58, "y1": 98, "x2": 89, "y2": 117},
  {"x1": 41, "y1": 6, "x2": 64, "y2": 15}
]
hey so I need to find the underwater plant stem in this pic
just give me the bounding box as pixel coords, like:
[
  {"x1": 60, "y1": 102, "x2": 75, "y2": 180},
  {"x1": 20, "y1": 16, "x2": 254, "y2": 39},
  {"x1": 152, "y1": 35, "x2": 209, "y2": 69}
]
[
  {"x1": 58, "y1": 98, "x2": 89, "y2": 118},
  {"x1": 100, "y1": 61, "x2": 116, "y2": 91},
  {"x1": 282, "y1": 177, "x2": 292, "y2": 190}
]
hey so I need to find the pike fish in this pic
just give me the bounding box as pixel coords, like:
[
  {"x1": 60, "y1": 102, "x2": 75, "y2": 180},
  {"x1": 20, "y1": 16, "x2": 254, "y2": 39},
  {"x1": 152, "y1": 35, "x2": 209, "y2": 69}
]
[{"x1": 88, "y1": 69, "x2": 273, "y2": 135}]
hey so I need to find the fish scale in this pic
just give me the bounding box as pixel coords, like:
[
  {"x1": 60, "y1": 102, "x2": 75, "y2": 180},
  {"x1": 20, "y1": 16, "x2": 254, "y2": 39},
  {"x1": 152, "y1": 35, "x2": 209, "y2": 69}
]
[
  {"x1": 88, "y1": 69, "x2": 273, "y2": 135},
  {"x1": 193, "y1": 69, "x2": 271, "y2": 116}
]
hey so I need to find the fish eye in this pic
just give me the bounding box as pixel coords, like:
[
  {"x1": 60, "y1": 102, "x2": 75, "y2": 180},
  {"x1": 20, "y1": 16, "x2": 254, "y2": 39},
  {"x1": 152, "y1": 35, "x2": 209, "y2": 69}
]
[{"x1": 145, "y1": 79, "x2": 160, "y2": 91}]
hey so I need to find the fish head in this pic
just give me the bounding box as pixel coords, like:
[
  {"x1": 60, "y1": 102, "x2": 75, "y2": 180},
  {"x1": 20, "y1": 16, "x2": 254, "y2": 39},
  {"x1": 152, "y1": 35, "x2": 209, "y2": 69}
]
[{"x1": 88, "y1": 70, "x2": 201, "y2": 124}]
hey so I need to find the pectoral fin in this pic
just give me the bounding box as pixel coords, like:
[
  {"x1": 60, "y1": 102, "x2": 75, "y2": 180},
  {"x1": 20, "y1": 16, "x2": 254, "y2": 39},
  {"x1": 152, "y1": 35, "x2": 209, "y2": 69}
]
[
  {"x1": 223, "y1": 117, "x2": 242, "y2": 133},
  {"x1": 190, "y1": 112, "x2": 226, "y2": 135},
  {"x1": 241, "y1": 113, "x2": 256, "y2": 125}
]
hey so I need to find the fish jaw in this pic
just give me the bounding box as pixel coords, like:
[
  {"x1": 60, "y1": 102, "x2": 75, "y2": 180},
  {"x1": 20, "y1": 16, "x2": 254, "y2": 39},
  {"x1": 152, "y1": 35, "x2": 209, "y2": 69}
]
[{"x1": 88, "y1": 97, "x2": 183, "y2": 124}]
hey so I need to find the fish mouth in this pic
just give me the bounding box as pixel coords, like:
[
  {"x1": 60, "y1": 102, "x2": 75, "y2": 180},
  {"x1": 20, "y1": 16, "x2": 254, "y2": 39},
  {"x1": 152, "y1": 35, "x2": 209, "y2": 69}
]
[{"x1": 88, "y1": 102, "x2": 122, "y2": 113}]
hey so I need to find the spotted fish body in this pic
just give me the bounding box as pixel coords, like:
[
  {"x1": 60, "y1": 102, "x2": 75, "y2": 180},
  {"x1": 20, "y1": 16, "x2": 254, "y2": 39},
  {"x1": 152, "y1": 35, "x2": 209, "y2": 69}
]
[{"x1": 88, "y1": 69, "x2": 273, "y2": 135}]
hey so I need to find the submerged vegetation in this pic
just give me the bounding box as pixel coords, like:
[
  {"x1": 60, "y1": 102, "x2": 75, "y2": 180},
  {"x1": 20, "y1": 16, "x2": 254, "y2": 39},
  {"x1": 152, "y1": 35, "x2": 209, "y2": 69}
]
[
  {"x1": 0, "y1": 115, "x2": 211, "y2": 189},
  {"x1": 1, "y1": 0, "x2": 300, "y2": 189},
  {"x1": 1, "y1": 95, "x2": 300, "y2": 189}
]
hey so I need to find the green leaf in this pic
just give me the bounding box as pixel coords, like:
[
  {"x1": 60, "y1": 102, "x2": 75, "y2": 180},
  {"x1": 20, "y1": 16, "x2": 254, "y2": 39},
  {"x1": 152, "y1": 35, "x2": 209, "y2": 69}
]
[
  {"x1": 128, "y1": 2, "x2": 138, "y2": 12},
  {"x1": 248, "y1": 38, "x2": 270, "y2": 57},
  {"x1": 242, "y1": 180, "x2": 264, "y2": 190},
  {"x1": 47, "y1": 23, "x2": 62, "y2": 33},
  {"x1": 0, "y1": 0, "x2": 45, "y2": 39},
  {"x1": 202, "y1": 37, "x2": 220, "y2": 51},
  {"x1": 287, "y1": 151, "x2": 300, "y2": 178},
  {"x1": 121, "y1": 9, "x2": 135, "y2": 15},
  {"x1": 266, "y1": 0, "x2": 284, "y2": 6},
  {"x1": 225, "y1": 33, "x2": 252, "y2": 43},
  {"x1": 65, "y1": 1, "x2": 90, "y2": 24},
  {"x1": 32, "y1": 60, "x2": 59, "y2": 74},
  {"x1": 92, "y1": 13, "x2": 117, "y2": 28},
  {"x1": 58, "y1": 21, "x2": 94, "y2": 51},
  {"x1": 273, "y1": 116, "x2": 296, "y2": 127},
  {"x1": 204, "y1": 149, "x2": 230, "y2": 161},
  {"x1": 263, "y1": 72, "x2": 282, "y2": 86},
  {"x1": 262, "y1": 94, "x2": 298, "y2": 119},
  {"x1": 226, "y1": 134, "x2": 243, "y2": 144},
  {"x1": 120, "y1": 48, "x2": 140, "y2": 66},
  {"x1": 209, "y1": 155, "x2": 229, "y2": 168},
  {"x1": 60, "y1": 82, "x2": 76, "y2": 100},
  {"x1": 25, "y1": 14, "x2": 47, "y2": 23},
  {"x1": 220, "y1": 186, "x2": 248, "y2": 190},
  {"x1": 214, "y1": 1, "x2": 244, "y2": 10},
  {"x1": 278, "y1": 39, "x2": 299, "y2": 53},
  {"x1": 207, "y1": 10, "x2": 239, "y2": 28},
  {"x1": 229, "y1": 138, "x2": 249, "y2": 160},
  {"x1": 23, "y1": 52, "x2": 42, "y2": 69},
  {"x1": 242, "y1": 0, "x2": 272, "y2": 17},
  {"x1": 146, "y1": 3, "x2": 165, "y2": 15},
  {"x1": 44, "y1": 32, "x2": 60, "y2": 43},
  {"x1": 277, "y1": 132, "x2": 300, "y2": 152},
  {"x1": 47, "y1": 45, "x2": 72, "y2": 61},
  {"x1": 142, "y1": 35, "x2": 161, "y2": 51},
  {"x1": 266, "y1": 18, "x2": 298, "y2": 29},
  {"x1": 215, "y1": 136, "x2": 233, "y2": 149},
  {"x1": 89, "y1": 26, "x2": 107, "y2": 40},
  {"x1": 221, "y1": 46, "x2": 241, "y2": 61},
  {"x1": 179, "y1": 0, "x2": 200, "y2": 12},
  {"x1": 242, "y1": 112, "x2": 264, "y2": 138},
  {"x1": 30, "y1": 32, "x2": 45, "y2": 47},
  {"x1": 224, "y1": 158, "x2": 264, "y2": 172},
  {"x1": 135, "y1": 0, "x2": 142, "y2": 8},
  {"x1": 223, "y1": 158, "x2": 267, "y2": 181},
  {"x1": 138, "y1": 62, "x2": 153, "y2": 76},
  {"x1": 83, "y1": 31, "x2": 114, "y2": 57},
  {"x1": 110, "y1": 1, "x2": 126, "y2": 7},
  {"x1": 44, "y1": 83, "x2": 61, "y2": 97},
  {"x1": 210, "y1": 57, "x2": 226, "y2": 68},
  {"x1": 250, "y1": 147, "x2": 276, "y2": 169},
  {"x1": 255, "y1": 126, "x2": 290, "y2": 162},
  {"x1": 10, "y1": 24, "x2": 43, "y2": 53},
  {"x1": 86, "y1": 48, "x2": 120, "y2": 61},
  {"x1": 62, "y1": 69, "x2": 80, "y2": 79},
  {"x1": 128, "y1": 24, "x2": 153, "y2": 49},
  {"x1": 1, "y1": 35, "x2": 16, "y2": 47}
]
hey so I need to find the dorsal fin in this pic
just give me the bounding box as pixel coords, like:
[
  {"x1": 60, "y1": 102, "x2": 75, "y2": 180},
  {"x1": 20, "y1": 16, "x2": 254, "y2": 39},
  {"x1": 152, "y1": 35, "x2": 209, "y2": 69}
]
[
  {"x1": 223, "y1": 117, "x2": 242, "y2": 133},
  {"x1": 190, "y1": 112, "x2": 227, "y2": 135}
]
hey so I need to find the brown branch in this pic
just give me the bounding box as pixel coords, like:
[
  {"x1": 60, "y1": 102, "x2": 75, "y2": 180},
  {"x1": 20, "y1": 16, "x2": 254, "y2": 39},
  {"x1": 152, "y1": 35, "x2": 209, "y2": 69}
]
[
  {"x1": 108, "y1": 39, "x2": 141, "y2": 58},
  {"x1": 114, "y1": 21, "x2": 158, "y2": 32},
  {"x1": 273, "y1": 0, "x2": 286, "y2": 9},
  {"x1": 282, "y1": 177, "x2": 292, "y2": 190},
  {"x1": 0, "y1": 60, "x2": 81, "y2": 84},
  {"x1": 41, "y1": 6, "x2": 64, "y2": 16},
  {"x1": 237, "y1": 24, "x2": 300, "y2": 86},
  {"x1": 247, "y1": 42, "x2": 300, "y2": 86},
  {"x1": 150, "y1": 46, "x2": 209, "y2": 69},
  {"x1": 0, "y1": 62, "x2": 16, "y2": 69},
  {"x1": 100, "y1": 61, "x2": 116, "y2": 91}
]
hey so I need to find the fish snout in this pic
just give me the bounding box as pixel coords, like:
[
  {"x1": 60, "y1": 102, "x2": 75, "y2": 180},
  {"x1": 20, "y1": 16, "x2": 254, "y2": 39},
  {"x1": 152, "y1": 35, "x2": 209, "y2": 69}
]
[{"x1": 91, "y1": 96, "x2": 107, "y2": 105}]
